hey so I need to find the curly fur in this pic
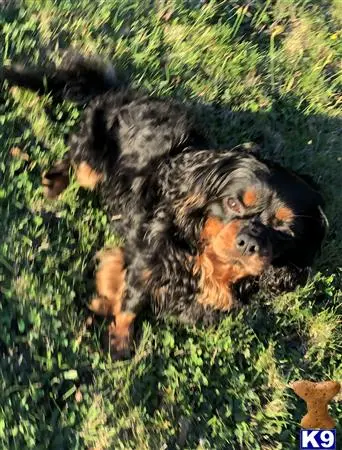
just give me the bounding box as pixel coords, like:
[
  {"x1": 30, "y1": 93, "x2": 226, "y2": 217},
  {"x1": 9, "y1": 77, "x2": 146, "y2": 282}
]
[{"x1": 1, "y1": 54, "x2": 328, "y2": 355}]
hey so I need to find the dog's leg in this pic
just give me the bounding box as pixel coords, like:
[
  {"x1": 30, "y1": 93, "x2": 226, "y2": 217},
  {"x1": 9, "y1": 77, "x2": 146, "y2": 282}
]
[
  {"x1": 74, "y1": 161, "x2": 104, "y2": 190},
  {"x1": 88, "y1": 248, "x2": 139, "y2": 360},
  {"x1": 42, "y1": 159, "x2": 104, "y2": 199},
  {"x1": 107, "y1": 310, "x2": 136, "y2": 360},
  {"x1": 107, "y1": 258, "x2": 150, "y2": 359},
  {"x1": 42, "y1": 159, "x2": 70, "y2": 199},
  {"x1": 88, "y1": 248, "x2": 126, "y2": 317}
]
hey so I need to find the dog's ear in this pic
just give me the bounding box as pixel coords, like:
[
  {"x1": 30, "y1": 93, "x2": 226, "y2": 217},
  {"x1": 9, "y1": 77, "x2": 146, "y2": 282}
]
[
  {"x1": 296, "y1": 203, "x2": 329, "y2": 267},
  {"x1": 295, "y1": 172, "x2": 322, "y2": 193},
  {"x1": 288, "y1": 170, "x2": 329, "y2": 265}
]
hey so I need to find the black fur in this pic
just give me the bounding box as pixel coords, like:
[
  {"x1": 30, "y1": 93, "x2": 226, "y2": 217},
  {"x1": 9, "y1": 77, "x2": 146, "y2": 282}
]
[{"x1": 1, "y1": 54, "x2": 328, "y2": 330}]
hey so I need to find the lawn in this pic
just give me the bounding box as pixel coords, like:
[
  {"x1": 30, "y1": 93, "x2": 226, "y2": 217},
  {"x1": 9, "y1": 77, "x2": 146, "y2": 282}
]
[{"x1": 0, "y1": 0, "x2": 341, "y2": 449}]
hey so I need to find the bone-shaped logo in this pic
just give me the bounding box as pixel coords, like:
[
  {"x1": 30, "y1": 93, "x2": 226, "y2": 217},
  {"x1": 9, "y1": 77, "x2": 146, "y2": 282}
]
[{"x1": 291, "y1": 380, "x2": 341, "y2": 429}]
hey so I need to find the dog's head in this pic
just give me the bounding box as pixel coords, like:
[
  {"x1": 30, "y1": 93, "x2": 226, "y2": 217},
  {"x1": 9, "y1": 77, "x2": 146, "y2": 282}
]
[{"x1": 172, "y1": 149, "x2": 328, "y2": 297}]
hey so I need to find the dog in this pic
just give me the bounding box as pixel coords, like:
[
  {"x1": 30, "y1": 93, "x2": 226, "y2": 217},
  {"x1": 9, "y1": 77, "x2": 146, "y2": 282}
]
[{"x1": 1, "y1": 54, "x2": 328, "y2": 358}]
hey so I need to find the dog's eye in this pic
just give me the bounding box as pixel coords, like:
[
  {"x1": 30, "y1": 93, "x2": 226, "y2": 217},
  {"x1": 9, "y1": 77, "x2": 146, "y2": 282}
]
[{"x1": 226, "y1": 197, "x2": 241, "y2": 213}]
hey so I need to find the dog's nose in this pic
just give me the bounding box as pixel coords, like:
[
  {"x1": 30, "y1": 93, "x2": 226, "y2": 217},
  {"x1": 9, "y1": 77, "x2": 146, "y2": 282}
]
[
  {"x1": 236, "y1": 232, "x2": 260, "y2": 256},
  {"x1": 236, "y1": 221, "x2": 269, "y2": 257}
]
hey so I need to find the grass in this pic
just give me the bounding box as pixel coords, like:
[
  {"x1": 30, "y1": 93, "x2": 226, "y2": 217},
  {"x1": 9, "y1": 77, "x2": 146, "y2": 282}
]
[{"x1": 0, "y1": 0, "x2": 341, "y2": 448}]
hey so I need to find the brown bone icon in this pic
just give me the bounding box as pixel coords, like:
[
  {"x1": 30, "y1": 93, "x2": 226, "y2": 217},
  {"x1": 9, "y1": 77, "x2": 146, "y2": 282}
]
[{"x1": 291, "y1": 380, "x2": 341, "y2": 429}]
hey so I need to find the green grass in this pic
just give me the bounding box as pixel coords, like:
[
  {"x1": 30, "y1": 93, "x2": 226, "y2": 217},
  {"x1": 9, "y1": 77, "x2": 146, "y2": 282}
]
[{"x1": 0, "y1": 1, "x2": 341, "y2": 448}]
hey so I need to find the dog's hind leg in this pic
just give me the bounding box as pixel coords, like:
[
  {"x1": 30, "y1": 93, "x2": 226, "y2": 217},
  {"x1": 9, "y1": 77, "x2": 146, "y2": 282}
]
[
  {"x1": 88, "y1": 248, "x2": 135, "y2": 360},
  {"x1": 88, "y1": 248, "x2": 151, "y2": 360},
  {"x1": 89, "y1": 248, "x2": 126, "y2": 318},
  {"x1": 106, "y1": 257, "x2": 151, "y2": 359}
]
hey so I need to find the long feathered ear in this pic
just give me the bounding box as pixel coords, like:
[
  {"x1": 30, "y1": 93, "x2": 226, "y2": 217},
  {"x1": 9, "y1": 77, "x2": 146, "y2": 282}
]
[
  {"x1": 292, "y1": 170, "x2": 329, "y2": 257},
  {"x1": 145, "y1": 203, "x2": 202, "y2": 256},
  {"x1": 292, "y1": 204, "x2": 328, "y2": 268},
  {"x1": 279, "y1": 168, "x2": 329, "y2": 268}
]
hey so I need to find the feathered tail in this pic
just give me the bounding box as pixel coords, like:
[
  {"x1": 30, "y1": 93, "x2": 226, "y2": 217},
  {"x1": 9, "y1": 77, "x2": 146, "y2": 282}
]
[{"x1": 1, "y1": 52, "x2": 118, "y2": 104}]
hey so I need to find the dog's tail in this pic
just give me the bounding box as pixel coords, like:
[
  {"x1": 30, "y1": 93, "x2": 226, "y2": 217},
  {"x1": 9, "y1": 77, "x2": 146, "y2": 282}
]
[{"x1": 1, "y1": 53, "x2": 118, "y2": 104}]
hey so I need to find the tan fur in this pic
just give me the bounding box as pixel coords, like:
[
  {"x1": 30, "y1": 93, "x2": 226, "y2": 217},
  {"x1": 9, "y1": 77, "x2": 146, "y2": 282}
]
[
  {"x1": 111, "y1": 312, "x2": 136, "y2": 339},
  {"x1": 88, "y1": 248, "x2": 137, "y2": 358},
  {"x1": 194, "y1": 218, "x2": 270, "y2": 310},
  {"x1": 107, "y1": 312, "x2": 136, "y2": 359},
  {"x1": 88, "y1": 248, "x2": 126, "y2": 317},
  {"x1": 41, "y1": 160, "x2": 103, "y2": 198},
  {"x1": 75, "y1": 161, "x2": 103, "y2": 190},
  {"x1": 275, "y1": 206, "x2": 294, "y2": 223},
  {"x1": 242, "y1": 189, "x2": 257, "y2": 207},
  {"x1": 10, "y1": 146, "x2": 29, "y2": 161},
  {"x1": 88, "y1": 296, "x2": 115, "y2": 317}
]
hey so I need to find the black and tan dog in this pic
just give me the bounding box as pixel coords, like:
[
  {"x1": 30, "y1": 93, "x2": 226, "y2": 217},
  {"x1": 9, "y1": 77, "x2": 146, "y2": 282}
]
[{"x1": 1, "y1": 54, "x2": 328, "y2": 358}]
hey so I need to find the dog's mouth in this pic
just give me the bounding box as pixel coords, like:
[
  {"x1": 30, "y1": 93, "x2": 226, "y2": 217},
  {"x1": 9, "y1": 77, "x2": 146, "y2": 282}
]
[{"x1": 227, "y1": 253, "x2": 271, "y2": 277}]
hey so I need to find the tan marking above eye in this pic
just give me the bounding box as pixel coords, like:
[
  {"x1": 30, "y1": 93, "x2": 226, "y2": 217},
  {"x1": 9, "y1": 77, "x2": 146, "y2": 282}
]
[
  {"x1": 242, "y1": 189, "x2": 257, "y2": 207},
  {"x1": 274, "y1": 206, "x2": 294, "y2": 223}
]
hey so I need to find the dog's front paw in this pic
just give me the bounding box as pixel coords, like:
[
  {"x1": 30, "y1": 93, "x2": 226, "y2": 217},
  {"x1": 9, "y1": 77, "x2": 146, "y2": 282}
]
[
  {"x1": 42, "y1": 159, "x2": 70, "y2": 199},
  {"x1": 108, "y1": 333, "x2": 132, "y2": 361},
  {"x1": 105, "y1": 315, "x2": 135, "y2": 361}
]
